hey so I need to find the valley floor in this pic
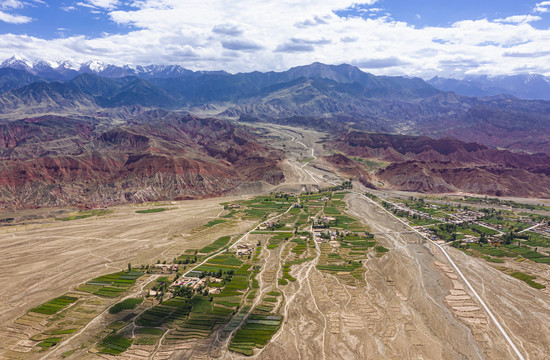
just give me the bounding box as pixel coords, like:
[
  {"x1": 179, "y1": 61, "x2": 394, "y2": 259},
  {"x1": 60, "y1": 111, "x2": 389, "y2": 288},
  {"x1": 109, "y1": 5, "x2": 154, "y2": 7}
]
[{"x1": 0, "y1": 125, "x2": 549, "y2": 359}]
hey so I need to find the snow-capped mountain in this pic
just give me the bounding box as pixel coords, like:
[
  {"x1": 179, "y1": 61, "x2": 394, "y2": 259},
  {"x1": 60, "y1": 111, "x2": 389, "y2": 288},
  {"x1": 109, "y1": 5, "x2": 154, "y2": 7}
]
[
  {"x1": 1, "y1": 55, "x2": 34, "y2": 72},
  {"x1": 0, "y1": 56, "x2": 214, "y2": 80},
  {"x1": 428, "y1": 73, "x2": 550, "y2": 100}
]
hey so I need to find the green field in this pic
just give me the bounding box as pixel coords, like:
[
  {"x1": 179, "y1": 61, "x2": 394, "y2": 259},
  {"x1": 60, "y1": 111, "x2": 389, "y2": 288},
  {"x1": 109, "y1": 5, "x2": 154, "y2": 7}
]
[
  {"x1": 109, "y1": 298, "x2": 143, "y2": 314},
  {"x1": 510, "y1": 272, "x2": 545, "y2": 289},
  {"x1": 30, "y1": 295, "x2": 78, "y2": 315},
  {"x1": 202, "y1": 219, "x2": 227, "y2": 228},
  {"x1": 199, "y1": 236, "x2": 232, "y2": 254},
  {"x1": 523, "y1": 232, "x2": 550, "y2": 248},
  {"x1": 99, "y1": 335, "x2": 133, "y2": 355},
  {"x1": 77, "y1": 271, "x2": 143, "y2": 298},
  {"x1": 37, "y1": 337, "x2": 62, "y2": 349},
  {"x1": 229, "y1": 314, "x2": 282, "y2": 356},
  {"x1": 135, "y1": 208, "x2": 170, "y2": 214},
  {"x1": 55, "y1": 209, "x2": 112, "y2": 221}
]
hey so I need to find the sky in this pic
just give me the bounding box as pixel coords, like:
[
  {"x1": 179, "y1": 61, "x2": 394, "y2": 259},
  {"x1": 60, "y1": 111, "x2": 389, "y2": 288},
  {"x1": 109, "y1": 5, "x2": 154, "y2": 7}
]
[{"x1": 1, "y1": 0, "x2": 550, "y2": 78}]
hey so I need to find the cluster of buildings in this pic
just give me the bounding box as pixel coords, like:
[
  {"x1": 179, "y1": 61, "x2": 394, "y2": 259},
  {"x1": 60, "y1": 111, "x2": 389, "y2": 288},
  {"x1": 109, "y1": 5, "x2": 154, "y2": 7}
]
[
  {"x1": 154, "y1": 263, "x2": 179, "y2": 273},
  {"x1": 173, "y1": 276, "x2": 206, "y2": 289},
  {"x1": 258, "y1": 219, "x2": 280, "y2": 230},
  {"x1": 449, "y1": 210, "x2": 485, "y2": 224},
  {"x1": 312, "y1": 216, "x2": 336, "y2": 228},
  {"x1": 312, "y1": 229, "x2": 343, "y2": 243},
  {"x1": 526, "y1": 223, "x2": 550, "y2": 236},
  {"x1": 236, "y1": 244, "x2": 253, "y2": 256}
]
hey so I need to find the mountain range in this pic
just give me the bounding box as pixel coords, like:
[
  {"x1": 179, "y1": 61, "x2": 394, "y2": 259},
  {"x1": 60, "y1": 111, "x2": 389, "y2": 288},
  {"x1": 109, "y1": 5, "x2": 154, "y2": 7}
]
[
  {"x1": 0, "y1": 56, "x2": 226, "y2": 82},
  {"x1": 428, "y1": 74, "x2": 550, "y2": 100},
  {"x1": 0, "y1": 58, "x2": 549, "y2": 156}
]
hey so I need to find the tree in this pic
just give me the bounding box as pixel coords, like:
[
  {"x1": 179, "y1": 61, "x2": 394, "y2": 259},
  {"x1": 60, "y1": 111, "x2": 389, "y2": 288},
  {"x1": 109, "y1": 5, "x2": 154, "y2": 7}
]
[{"x1": 479, "y1": 233, "x2": 488, "y2": 244}]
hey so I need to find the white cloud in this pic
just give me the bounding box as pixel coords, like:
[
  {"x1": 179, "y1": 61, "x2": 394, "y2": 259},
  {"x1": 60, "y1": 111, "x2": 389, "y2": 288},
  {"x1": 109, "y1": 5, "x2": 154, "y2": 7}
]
[
  {"x1": 534, "y1": 1, "x2": 550, "y2": 13},
  {"x1": 0, "y1": 0, "x2": 44, "y2": 23},
  {"x1": 494, "y1": 15, "x2": 541, "y2": 24},
  {"x1": 0, "y1": 0, "x2": 44, "y2": 9},
  {"x1": 77, "y1": 0, "x2": 119, "y2": 10},
  {"x1": 0, "y1": 0, "x2": 24, "y2": 10},
  {"x1": 2, "y1": 1, "x2": 550, "y2": 77},
  {"x1": 0, "y1": 9, "x2": 31, "y2": 23}
]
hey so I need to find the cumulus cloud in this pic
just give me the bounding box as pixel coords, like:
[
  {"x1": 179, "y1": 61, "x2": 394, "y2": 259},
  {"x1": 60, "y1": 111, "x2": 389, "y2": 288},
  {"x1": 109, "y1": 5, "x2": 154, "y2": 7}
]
[
  {"x1": 77, "y1": 0, "x2": 119, "y2": 10},
  {"x1": 0, "y1": 0, "x2": 43, "y2": 23},
  {"x1": 0, "y1": 9, "x2": 31, "y2": 23},
  {"x1": 295, "y1": 15, "x2": 330, "y2": 28},
  {"x1": 275, "y1": 42, "x2": 315, "y2": 53},
  {"x1": 0, "y1": 0, "x2": 25, "y2": 10},
  {"x1": 212, "y1": 24, "x2": 243, "y2": 37},
  {"x1": 504, "y1": 50, "x2": 550, "y2": 58},
  {"x1": 353, "y1": 57, "x2": 410, "y2": 69},
  {"x1": 221, "y1": 39, "x2": 263, "y2": 51},
  {"x1": 534, "y1": 1, "x2": 550, "y2": 13},
  {"x1": 2, "y1": 0, "x2": 550, "y2": 77},
  {"x1": 494, "y1": 15, "x2": 541, "y2": 24}
]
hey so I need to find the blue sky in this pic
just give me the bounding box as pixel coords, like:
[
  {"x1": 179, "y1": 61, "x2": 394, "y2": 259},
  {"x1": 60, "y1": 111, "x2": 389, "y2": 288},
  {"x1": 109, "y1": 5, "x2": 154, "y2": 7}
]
[{"x1": 1, "y1": 1, "x2": 550, "y2": 77}]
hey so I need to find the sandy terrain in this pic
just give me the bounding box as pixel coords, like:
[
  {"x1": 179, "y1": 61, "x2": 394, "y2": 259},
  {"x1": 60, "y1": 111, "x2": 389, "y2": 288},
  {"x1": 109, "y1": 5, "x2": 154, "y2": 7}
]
[{"x1": 0, "y1": 197, "x2": 257, "y2": 356}]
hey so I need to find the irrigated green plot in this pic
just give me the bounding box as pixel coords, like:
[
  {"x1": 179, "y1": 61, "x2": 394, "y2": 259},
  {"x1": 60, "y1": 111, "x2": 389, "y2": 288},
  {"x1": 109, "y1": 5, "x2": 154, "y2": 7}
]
[
  {"x1": 229, "y1": 314, "x2": 282, "y2": 356},
  {"x1": 199, "y1": 236, "x2": 232, "y2": 254},
  {"x1": 55, "y1": 209, "x2": 112, "y2": 221},
  {"x1": 77, "y1": 271, "x2": 143, "y2": 298},
  {"x1": 98, "y1": 335, "x2": 133, "y2": 355},
  {"x1": 30, "y1": 296, "x2": 78, "y2": 315},
  {"x1": 135, "y1": 207, "x2": 171, "y2": 214},
  {"x1": 109, "y1": 298, "x2": 143, "y2": 314},
  {"x1": 510, "y1": 271, "x2": 545, "y2": 289}
]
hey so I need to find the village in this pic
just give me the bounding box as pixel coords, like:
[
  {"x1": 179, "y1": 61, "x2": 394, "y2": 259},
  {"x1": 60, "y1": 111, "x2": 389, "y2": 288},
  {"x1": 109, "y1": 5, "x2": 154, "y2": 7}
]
[
  {"x1": 386, "y1": 199, "x2": 550, "y2": 247},
  {"x1": 147, "y1": 242, "x2": 255, "y2": 300}
]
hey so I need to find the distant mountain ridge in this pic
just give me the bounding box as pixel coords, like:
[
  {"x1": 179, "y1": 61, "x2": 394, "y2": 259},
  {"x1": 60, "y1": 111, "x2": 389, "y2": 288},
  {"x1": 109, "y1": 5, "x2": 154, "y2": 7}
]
[
  {"x1": 428, "y1": 74, "x2": 550, "y2": 100},
  {"x1": 0, "y1": 56, "x2": 227, "y2": 81},
  {"x1": 0, "y1": 58, "x2": 549, "y2": 154}
]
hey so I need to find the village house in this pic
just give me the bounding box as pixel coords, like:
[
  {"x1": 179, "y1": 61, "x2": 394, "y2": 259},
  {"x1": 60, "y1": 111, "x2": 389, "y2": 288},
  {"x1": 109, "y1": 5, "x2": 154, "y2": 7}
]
[
  {"x1": 236, "y1": 244, "x2": 253, "y2": 256},
  {"x1": 154, "y1": 263, "x2": 179, "y2": 273}
]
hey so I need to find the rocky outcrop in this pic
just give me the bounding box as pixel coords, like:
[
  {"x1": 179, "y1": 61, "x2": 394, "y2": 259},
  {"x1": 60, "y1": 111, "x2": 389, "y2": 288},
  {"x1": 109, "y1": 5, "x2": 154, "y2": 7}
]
[
  {"x1": 0, "y1": 111, "x2": 284, "y2": 208},
  {"x1": 330, "y1": 131, "x2": 550, "y2": 197}
]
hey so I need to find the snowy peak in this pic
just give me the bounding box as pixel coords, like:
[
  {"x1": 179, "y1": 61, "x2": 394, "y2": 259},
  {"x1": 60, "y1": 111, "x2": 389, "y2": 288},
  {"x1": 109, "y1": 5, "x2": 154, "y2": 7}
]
[
  {"x1": 80, "y1": 60, "x2": 107, "y2": 73},
  {"x1": 0, "y1": 57, "x2": 199, "y2": 80},
  {"x1": 428, "y1": 73, "x2": 550, "y2": 100},
  {"x1": 1, "y1": 55, "x2": 33, "y2": 71}
]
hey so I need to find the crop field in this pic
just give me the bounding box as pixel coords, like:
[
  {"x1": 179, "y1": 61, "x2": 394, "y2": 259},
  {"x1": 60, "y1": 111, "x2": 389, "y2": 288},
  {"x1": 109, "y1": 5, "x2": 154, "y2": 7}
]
[
  {"x1": 459, "y1": 242, "x2": 550, "y2": 264},
  {"x1": 199, "y1": 235, "x2": 232, "y2": 254},
  {"x1": 267, "y1": 232, "x2": 293, "y2": 250},
  {"x1": 203, "y1": 219, "x2": 227, "y2": 227},
  {"x1": 37, "y1": 337, "x2": 62, "y2": 350},
  {"x1": 98, "y1": 334, "x2": 133, "y2": 355},
  {"x1": 108, "y1": 298, "x2": 143, "y2": 314},
  {"x1": 509, "y1": 271, "x2": 546, "y2": 289},
  {"x1": 195, "y1": 253, "x2": 244, "y2": 273},
  {"x1": 77, "y1": 271, "x2": 144, "y2": 298},
  {"x1": 55, "y1": 209, "x2": 112, "y2": 221},
  {"x1": 137, "y1": 296, "x2": 192, "y2": 327},
  {"x1": 135, "y1": 207, "x2": 171, "y2": 214},
  {"x1": 523, "y1": 231, "x2": 550, "y2": 248},
  {"x1": 229, "y1": 314, "x2": 282, "y2": 356},
  {"x1": 240, "y1": 196, "x2": 295, "y2": 219},
  {"x1": 29, "y1": 295, "x2": 78, "y2": 315}
]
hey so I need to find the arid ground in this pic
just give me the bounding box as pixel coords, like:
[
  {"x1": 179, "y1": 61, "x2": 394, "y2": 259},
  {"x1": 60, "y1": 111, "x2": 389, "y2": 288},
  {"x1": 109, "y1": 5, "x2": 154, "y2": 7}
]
[{"x1": 1, "y1": 125, "x2": 549, "y2": 359}]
